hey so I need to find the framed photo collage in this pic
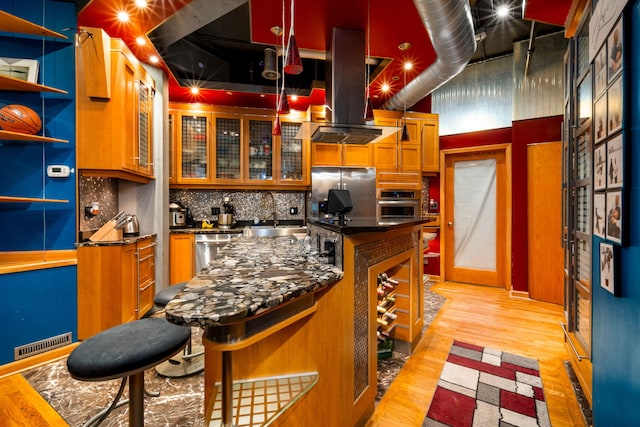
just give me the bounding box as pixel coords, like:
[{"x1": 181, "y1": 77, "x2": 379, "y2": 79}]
[{"x1": 593, "y1": 17, "x2": 624, "y2": 296}]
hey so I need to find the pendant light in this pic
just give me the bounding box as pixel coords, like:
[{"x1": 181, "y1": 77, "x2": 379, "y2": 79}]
[
  {"x1": 272, "y1": 25, "x2": 284, "y2": 136},
  {"x1": 399, "y1": 42, "x2": 411, "y2": 142},
  {"x1": 363, "y1": 0, "x2": 374, "y2": 122},
  {"x1": 283, "y1": 0, "x2": 303, "y2": 74}
]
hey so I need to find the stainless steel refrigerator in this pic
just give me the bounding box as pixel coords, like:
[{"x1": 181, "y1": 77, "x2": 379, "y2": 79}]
[{"x1": 310, "y1": 167, "x2": 376, "y2": 219}]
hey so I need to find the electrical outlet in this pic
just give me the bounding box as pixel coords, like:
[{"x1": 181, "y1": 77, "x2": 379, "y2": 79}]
[{"x1": 289, "y1": 206, "x2": 298, "y2": 215}]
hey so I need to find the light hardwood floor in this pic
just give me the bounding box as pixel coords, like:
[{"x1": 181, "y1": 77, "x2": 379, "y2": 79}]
[
  {"x1": 367, "y1": 281, "x2": 586, "y2": 427},
  {"x1": 0, "y1": 281, "x2": 586, "y2": 426}
]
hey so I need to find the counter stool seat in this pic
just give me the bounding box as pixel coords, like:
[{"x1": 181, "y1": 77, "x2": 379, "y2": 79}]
[
  {"x1": 67, "y1": 317, "x2": 191, "y2": 427},
  {"x1": 153, "y1": 282, "x2": 205, "y2": 377}
]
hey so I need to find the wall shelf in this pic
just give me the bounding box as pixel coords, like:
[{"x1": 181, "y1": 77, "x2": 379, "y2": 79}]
[
  {"x1": 0, "y1": 75, "x2": 68, "y2": 94},
  {"x1": 0, "y1": 10, "x2": 67, "y2": 39},
  {"x1": 0, "y1": 196, "x2": 69, "y2": 203},
  {"x1": 0, "y1": 130, "x2": 68, "y2": 143}
]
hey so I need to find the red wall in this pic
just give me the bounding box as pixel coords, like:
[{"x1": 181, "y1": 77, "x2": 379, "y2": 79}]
[{"x1": 439, "y1": 116, "x2": 562, "y2": 292}]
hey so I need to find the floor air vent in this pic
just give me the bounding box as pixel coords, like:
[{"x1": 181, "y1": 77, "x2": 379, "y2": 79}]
[{"x1": 14, "y1": 332, "x2": 72, "y2": 361}]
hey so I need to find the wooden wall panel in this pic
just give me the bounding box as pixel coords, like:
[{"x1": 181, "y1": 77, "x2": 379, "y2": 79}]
[{"x1": 527, "y1": 141, "x2": 564, "y2": 304}]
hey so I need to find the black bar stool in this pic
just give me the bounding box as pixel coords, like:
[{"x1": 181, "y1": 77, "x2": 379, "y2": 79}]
[
  {"x1": 67, "y1": 317, "x2": 191, "y2": 427},
  {"x1": 153, "y1": 282, "x2": 205, "y2": 377}
]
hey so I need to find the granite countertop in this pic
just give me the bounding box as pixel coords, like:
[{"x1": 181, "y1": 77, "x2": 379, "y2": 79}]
[
  {"x1": 307, "y1": 217, "x2": 428, "y2": 235},
  {"x1": 76, "y1": 233, "x2": 156, "y2": 247},
  {"x1": 164, "y1": 235, "x2": 343, "y2": 329}
]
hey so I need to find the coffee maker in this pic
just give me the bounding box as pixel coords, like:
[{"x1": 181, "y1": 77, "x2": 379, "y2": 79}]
[{"x1": 219, "y1": 196, "x2": 235, "y2": 229}]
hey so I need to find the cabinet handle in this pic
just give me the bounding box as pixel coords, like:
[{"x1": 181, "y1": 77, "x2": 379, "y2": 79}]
[
  {"x1": 447, "y1": 221, "x2": 453, "y2": 227},
  {"x1": 138, "y1": 242, "x2": 157, "y2": 251},
  {"x1": 139, "y1": 254, "x2": 154, "y2": 262},
  {"x1": 140, "y1": 280, "x2": 155, "y2": 291}
]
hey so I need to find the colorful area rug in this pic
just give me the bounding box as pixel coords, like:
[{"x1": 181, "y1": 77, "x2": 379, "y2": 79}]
[{"x1": 424, "y1": 341, "x2": 550, "y2": 427}]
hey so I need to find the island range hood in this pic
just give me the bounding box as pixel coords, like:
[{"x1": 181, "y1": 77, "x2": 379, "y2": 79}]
[{"x1": 296, "y1": 28, "x2": 400, "y2": 144}]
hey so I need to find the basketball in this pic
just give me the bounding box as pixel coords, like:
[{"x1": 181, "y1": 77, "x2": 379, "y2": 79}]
[{"x1": 0, "y1": 104, "x2": 42, "y2": 135}]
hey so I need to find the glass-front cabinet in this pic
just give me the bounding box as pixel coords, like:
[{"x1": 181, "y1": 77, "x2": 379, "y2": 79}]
[
  {"x1": 245, "y1": 119, "x2": 274, "y2": 183},
  {"x1": 279, "y1": 121, "x2": 304, "y2": 183},
  {"x1": 215, "y1": 116, "x2": 242, "y2": 183},
  {"x1": 173, "y1": 111, "x2": 211, "y2": 184},
  {"x1": 169, "y1": 104, "x2": 308, "y2": 187}
]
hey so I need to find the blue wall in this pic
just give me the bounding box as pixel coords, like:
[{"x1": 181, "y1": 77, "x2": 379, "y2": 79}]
[
  {"x1": 592, "y1": 1, "x2": 640, "y2": 424},
  {"x1": 0, "y1": 0, "x2": 77, "y2": 365}
]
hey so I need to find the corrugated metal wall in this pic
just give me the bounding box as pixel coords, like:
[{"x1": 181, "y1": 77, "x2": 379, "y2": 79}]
[{"x1": 433, "y1": 32, "x2": 566, "y2": 135}]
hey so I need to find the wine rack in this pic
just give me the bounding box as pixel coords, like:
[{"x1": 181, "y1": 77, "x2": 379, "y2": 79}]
[{"x1": 376, "y1": 272, "x2": 398, "y2": 358}]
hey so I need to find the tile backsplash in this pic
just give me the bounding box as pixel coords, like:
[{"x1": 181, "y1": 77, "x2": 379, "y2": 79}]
[
  {"x1": 170, "y1": 189, "x2": 306, "y2": 224},
  {"x1": 78, "y1": 176, "x2": 119, "y2": 231}
]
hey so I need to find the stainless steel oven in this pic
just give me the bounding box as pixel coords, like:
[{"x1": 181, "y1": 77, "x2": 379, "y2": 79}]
[{"x1": 376, "y1": 189, "x2": 422, "y2": 220}]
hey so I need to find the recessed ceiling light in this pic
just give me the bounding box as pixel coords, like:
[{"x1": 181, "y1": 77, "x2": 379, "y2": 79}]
[
  {"x1": 134, "y1": 0, "x2": 148, "y2": 8},
  {"x1": 404, "y1": 62, "x2": 413, "y2": 71},
  {"x1": 190, "y1": 87, "x2": 200, "y2": 95},
  {"x1": 117, "y1": 11, "x2": 130, "y2": 22},
  {"x1": 381, "y1": 83, "x2": 390, "y2": 92},
  {"x1": 291, "y1": 95, "x2": 298, "y2": 101},
  {"x1": 149, "y1": 55, "x2": 159, "y2": 64},
  {"x1": 496, "y1": 5, "x2": 510, "y2": 18},
  {"x1": 136, "y1": 37, "x2": 146, "y2": 46}
]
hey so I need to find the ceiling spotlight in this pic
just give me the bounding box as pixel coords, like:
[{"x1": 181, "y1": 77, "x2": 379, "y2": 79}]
[
  {"x1": 135, "y1": 37, "x2": 146, "y2": 46},
  {"x1": 149, "y1": 55, "x2": 159, "y2": 64},
  {"x1": 381, "y1": 83, "x2": 390, "y2": 92},
  {"x1": 134, "y1": 0, "x2": 148, "y2": 8},
  {"x1": 496, "y1": 5, "x2": 510, "y2": 18},
  {"x1": 116, "y1": 11, "x2": 130, "y2": 22},
  {"x1": 190, "y1": 87, "x2": 200, "y2": 95},
  {"x1": 404, "y1": 62, "x2": 413, "y2": 71}
]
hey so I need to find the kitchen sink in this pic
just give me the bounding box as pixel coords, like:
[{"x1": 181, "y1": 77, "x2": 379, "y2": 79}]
[{"x1": 242, "y1": 225, "x2": 308, "y2": 238}]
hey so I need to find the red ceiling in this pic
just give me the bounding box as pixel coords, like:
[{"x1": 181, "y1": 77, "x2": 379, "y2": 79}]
[{"x1": 78, "y1": 0, "x2": 572, "y2": 111}]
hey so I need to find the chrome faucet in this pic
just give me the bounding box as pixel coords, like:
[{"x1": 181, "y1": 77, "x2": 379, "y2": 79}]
[{"x1": 261, "y1": 192, "x2": 278, "y2": 227}]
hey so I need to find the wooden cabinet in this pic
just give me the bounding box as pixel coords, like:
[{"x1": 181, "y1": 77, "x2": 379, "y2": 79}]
[
  {"x1": 78, "y1": 236, "x2": 156, "y2": 339},
  {"x1": 421, "y1": 114, "x2": 440, "y2": 173},
  {"x1": 169, "y1": 104, "x2": 309, "y2": 188},
  {"x1": 311, "y1": 143, "x2": 372, "y2": 167},
  {"x1": 173, "y1": 110, "x2": 212, "y2": 184},
  {"x1": 169, "y1": 233, "x2": 195, "y2": 285},
  {"x1": 77, "y1": 28, "x2": 155, "y2": 184}
]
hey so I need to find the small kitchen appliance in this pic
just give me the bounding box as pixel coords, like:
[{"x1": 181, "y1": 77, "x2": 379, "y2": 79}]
[
  {"x1": 123, "y1": 215, "x2": 140, "y2": 237},
  {"x1": 170, "y1": 202, "x2": 186, "y2": 228},
  {"x1": 219, "y1": 197, "x2": 236, "y2": 229}
]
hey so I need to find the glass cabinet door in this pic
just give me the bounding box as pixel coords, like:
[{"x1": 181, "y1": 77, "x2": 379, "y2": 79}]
[
  {"x1": 137, "y1": 77, "x2": 153, "y2": 176},
  {"x1": 215, "y1": 117, "x2": 242, "y2": 181},
  {"x1": 247, "y1": 119, "x2": 273, "y2": 182},
  {"x1": 179, "y1": 113, "x2": 210, "y2": 182},
  {"x1": 279, "y1": 122, "x2": 303, "y2": 182}
]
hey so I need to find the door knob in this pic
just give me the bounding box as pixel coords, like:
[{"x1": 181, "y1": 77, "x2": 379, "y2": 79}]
[{"x1": 447, "y1": 221, "x2": 453, "y2": 226}]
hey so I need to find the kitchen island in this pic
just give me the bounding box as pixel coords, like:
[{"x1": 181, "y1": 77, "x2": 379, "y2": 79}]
[{"x1": 165, "y1": 219, "x2": 425, "y2": 426}]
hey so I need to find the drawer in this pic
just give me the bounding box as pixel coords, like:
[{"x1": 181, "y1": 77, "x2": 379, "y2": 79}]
[{"x1": 139, "y1": 280, "x2": 155, "y2": 316}]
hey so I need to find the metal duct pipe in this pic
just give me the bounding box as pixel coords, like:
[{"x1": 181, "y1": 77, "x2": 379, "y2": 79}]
[{"x1": 382, "y1": 0, "x2": 476, "y2": 111}]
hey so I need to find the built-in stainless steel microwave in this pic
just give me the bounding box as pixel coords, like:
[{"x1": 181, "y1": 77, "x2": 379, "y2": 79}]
[{"x1": 376, "y1": 189, "x2": 421, "y2": 219}]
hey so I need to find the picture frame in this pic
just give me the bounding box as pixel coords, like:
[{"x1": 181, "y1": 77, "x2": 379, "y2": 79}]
[
  {"x1": 608, "y1": 18, "x2": 623, "y2": 82},
  {"x1": 607, "y1": 76, "x2": 623, "y2": 134},
  {"x1": 607, "y1": 133, "x2": 623, "y2": 189},
  {"x1": 593, "y1": 192, "x2": 606, "y2": 238},
  {"x1": 594, "y1": 143, "x2": 607, "y2": 191},
  {"x1": 606, "y1": 190, "x2": 622, "y2": 244},
  {"x1": 599, "y1": 241, "x2": 619, "y2": 296},
  {"x1": 595, "y1": 43, "x2": 607, "y2": 97},
  {"x1": 594, "y1": 95, "x2": 607, "y2": 143},
  {"x1": 0, "y1": 57, "x2": 39, "y2": 83}
]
